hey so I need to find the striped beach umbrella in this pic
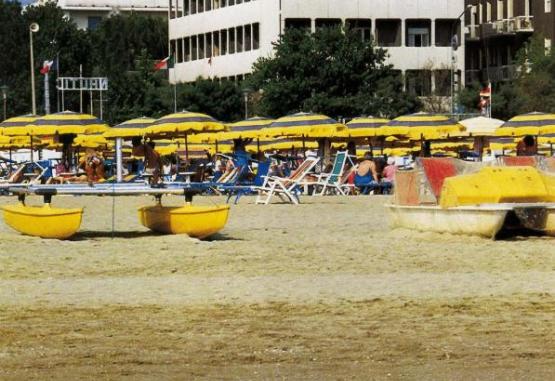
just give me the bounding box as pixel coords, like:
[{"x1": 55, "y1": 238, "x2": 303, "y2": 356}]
[
  {"x1": 27, "y1": 111, "x2": 108, "y2": 136},
  {"x1": 262, "y1": 112, "x2": 346, "y2": 138},
  {"x1": 341, "y1": 116, "x2": 390, "y2": 138},
  {"x1": 247, "y1": 138, "x2": 318, "y2": 152},
  {"x1": 0, "y1": 114, "x2": 39, "y2": 136},
  {"x1": 380, "y1": 112, "x2": 464, "y2": 139},
  {"x1": 103, "y1": 117, "x2": 155, "y2": 139},
  {"x1": 496, "y1": 112, "x2": 555, "y2": 137},
  {"x1": 222, "y1": 116, "x2": 274, "y2": 140},
  {"x1": 147, "y1": 111, "x2": 226, "y2": 137},
  {"x1": 74, "y1": 133, "x2": 111, "y2": 148}
]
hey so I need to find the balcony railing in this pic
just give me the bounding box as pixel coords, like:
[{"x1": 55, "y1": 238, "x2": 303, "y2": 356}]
[
  {"x1": 513, "y1": 15, "x2": 534, "y2": 32},
  {"x1": 485, "y1": 65, "x2": 517, "y2": 82},
  {"x1": 466, "y1": 16, "x2": 534, "y2": 40},
  {"x1": 466, "y1": 24, "x2": 480, "y2": 39}
]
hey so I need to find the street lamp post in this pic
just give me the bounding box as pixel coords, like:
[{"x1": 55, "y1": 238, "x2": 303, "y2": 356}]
[
  {"x1": 242, "y1": 88, "x2": 252, "y2": 120},
  {"x1": 0, "y1": 85, "x2": 8, "y2": 121},
  {"x1": 450, "y1": 5, "x2": 473, "y2": 117},
  {"x1": 29, "y1": 23, "x2": 40, "y2": 115}
]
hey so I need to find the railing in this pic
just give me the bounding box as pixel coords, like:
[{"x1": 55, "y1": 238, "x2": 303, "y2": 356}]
[
  {"x1": 513, "y1": 15, "x2": 534, "y2": 32},
  {"x1": 484, "y1": 65, "x2": 517, "y2": 82},
  {"x1": 466, "y1": 24, "x2": 480, "y2": 39}
]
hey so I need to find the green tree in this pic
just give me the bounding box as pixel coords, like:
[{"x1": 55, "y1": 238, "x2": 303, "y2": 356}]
[{"x1": 247, "y1": 27, "x2": 419, "y2": 119}]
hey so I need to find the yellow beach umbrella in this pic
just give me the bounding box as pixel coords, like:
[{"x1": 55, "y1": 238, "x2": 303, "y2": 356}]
[
  {"x1": 496, "y1": 112, "x2": 555, "y2": 137},
  {"x1": 248, "y1": 138, "x2": 318, "y2": 152},
  {"x1": 0, "y1": 114, "x2": 40, "y2": 136},
  {"x1": 340, "y1": 116, "x2": 390, "y2": 138},
  {"x1": 222, "y1": 116, "x2": 274, "y2": 140},
  {"x1": 73, "y1": 133, "x2": 111, "y2": 148},
  {"x1": 381, "y1": 112, "x2": 464, "y2": 139},
  {"x1": 103, "y1": 117, "x2": 155, "y2": 139},
  {"x1": 262, "y1": 112, "x2": 346, "y2": 138},
  {"x1": 27, "y1": 111, "x2": 108, "y2": 135},
  {"x1": 147, "y1": 111, "x2": 226, "y2": 137}
]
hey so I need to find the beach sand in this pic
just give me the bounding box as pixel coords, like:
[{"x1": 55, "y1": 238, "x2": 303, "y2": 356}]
[{"x1": 0, "y1": 195, "x2": 554, "y2": 380}]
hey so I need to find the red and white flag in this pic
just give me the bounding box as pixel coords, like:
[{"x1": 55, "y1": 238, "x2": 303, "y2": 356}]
[
  {"x1": 154, "y1": 55, "x2": 175, "y2": 71},
  {"x1": 40, "y1": 60, "x2": 54, "y2": 75},
  {"x1": 479, "y1": 82, "x2": 492, "y2": 97}
]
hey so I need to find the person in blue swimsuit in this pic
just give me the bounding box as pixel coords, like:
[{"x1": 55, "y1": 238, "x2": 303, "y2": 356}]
[{"x1": 354, "y1": 157, "x2": 379, "y2": 195}]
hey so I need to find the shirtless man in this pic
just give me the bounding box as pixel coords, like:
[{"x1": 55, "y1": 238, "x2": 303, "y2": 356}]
[
  {"x1": 355, "y1": 157, "x2": 379, "y2": 194},
  {"x1": 132, "y1": 138, "x2": 162, "y2": 184}
]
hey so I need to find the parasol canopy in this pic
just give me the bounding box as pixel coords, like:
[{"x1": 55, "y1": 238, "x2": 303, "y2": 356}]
[
  {"x1": 0, "y1": 114, "x2": 40, "y2": 136},
  {"x1": 27, "y1": 111, "x2": 108, "y2": 136},
  {"x1": 103, "y1": 117, "x2": 155, "y2": 139},
  {"x1": 262, "y1": 112, "x2": 346, "y2": 138},
  {"x1": 496, "y1": 112, "x2": 555, "y2": 136},
  {"x1": 340, "y1": 116, "x2": 390, "y2": 138},
  {"x1": 146, "y1": 111, "x2": 226, "y2": 137},
  {"x1": 380, "y1": 112, "x2": 464, "y2": 139},
  {"x1": 457, "y1": 116, "x2": 505, "y2": 137},
  {"x1": 221, "y1": 116, "x2": 274, "y2": 140}
]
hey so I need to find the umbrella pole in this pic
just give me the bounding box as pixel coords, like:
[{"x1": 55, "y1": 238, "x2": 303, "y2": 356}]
[
  {"x1": 551, "y1": 143, "x2": 553, "y2": 157},
  {"x1": 215, "y1": 139, "x2": 219, "y2": 154},
  {"x1": 29, "y1": 136, "x2": 34, "y2": 162},
  {"x1": 185, "y1": 134, "x2": 189, "y2": 162},
  {"x1": 257, "y1": 138, "x2": 260, "y2": 156},
  {"x1": 115, "y1": 137, "x2": 123, "y2": 183},
  {"x1": 9, "y1": 148, "x2": 12, "y2": 162},
  {"x1": 302, "y1": 136, "x2": 306, "y2": 158},
  {"x1": 176, "y1": 140, "x2": 180, "y2": 175}
]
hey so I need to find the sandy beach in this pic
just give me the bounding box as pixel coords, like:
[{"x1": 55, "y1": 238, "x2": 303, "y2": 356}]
[{"x1": 0, "y1": 195, "x2": 554, "y2": 380}]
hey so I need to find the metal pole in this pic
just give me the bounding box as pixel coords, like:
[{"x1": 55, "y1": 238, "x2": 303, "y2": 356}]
[
  {"x1": 90, "y1": 90, "x2": 93, "y2": 115},
  {"x1": 56, "y1": 53, "x2": 60, "y2": 112},
  {"x1": 99, "y1": 90, "x2": 103, "y2": 120},
  {"x1": 79, "y1": 64, "x2": 83, "y2": 113},
  {"x1": 61, "y1": 88, "x2": 65, "y2": 111},
  {"x1": 30, "y1": 29, "x2": 37, "y2": 115},
  {"x1": 116, "y1": 137, "x2": 123, "y2": 183},
  {"x1": 2, "y1": 91, "x2": 6, "y2": 120},
  {"x1": 44, "y1": 72, "x2": 50, "y2": 114},
  {"x1": 244, "y1": 92, "x2": 248, "y2": 119}
]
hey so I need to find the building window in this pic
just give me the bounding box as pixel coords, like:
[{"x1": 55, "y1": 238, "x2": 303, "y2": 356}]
[
  {"x1": 205, "y1": 0, "x2": 212, "y2": 11},
  {"x1": 198, "y1": 0, "x2": 204, "y2": 12},
  {"x1": 406, "y1": 20, "x2": 431, "y2": 47},
  {"x1": 406, "y1": 70, "x2": 432, "y2": 96},
  {"x1": 206, "y1": 33, "x2": 212, "y2": 58},
  {"x1": 236, "y1": 25, "x2": 244, "y2": 52},
  {"x1": 346, "y1": 19, "x2": 372, "y2": 42},
  {"x1": 87, "y1": 16, "x2": 102, "y2": 30},
  {"x1": 170, "y1": 39, "x2": 177, "y2": 60},
  {"x1": 546, "y1": 0, "x2": 552, "y2": 12},
  {"x1": 213, "y1": 31, "x2": 220, "y2": 56},
  {"x1": 228, "y1": 27, "x2": 236, "y2": 54},
  {"x1": 221, "y1": 29, "x2": 228, "y2": 55},
  {"x1": 198, "y1": 34, "x2": 205, "y2": 59},
  {"x1": 191, "y1": 36, "x2": 198, "y2": 60},
  {"x1": 245, "y1": 24, "x2": 252, "y2": 51},
  {"x1": 191, "y1": 0, "x2": 197, "y2": 14},
  {"x1": 253, "y1": 23, "x2": 259, "y2": 50},
  {"x1": 434, "y1": 70, "x2": 451, "y2": 96},
  {"x1": 315, "y1": 18, "x2": 342, "y2": 31},
  {"x1": 177, "y1": 38, "x2": 183, "y2": 62},
  {"x1": 284, "y1": 18, "x2": 311, "y2": 32},
  {"x1": 184, "y1": 37, "x2": 191, "y2": 62},
  {"x1": 435, "y1": 19, "x2": 459, "y2": 47},
  {"x1": 376, "y1": 19, "x2": 401, "y2": 47}
]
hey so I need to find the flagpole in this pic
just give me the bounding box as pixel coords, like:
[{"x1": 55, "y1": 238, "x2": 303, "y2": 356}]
[
  {"x1": 56, "y1": 53, "x2": 60, "y2": 112},
  {"x1": 44, "y1": 72, "x2": 50, "y2": 114},
  {"x1": 172, "y1": 54, "x2": 177, "y2": 113}
]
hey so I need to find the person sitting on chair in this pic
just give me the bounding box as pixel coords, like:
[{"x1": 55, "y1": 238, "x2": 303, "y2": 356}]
[
  {"x1": 355, "y1": 155, "x2": 379, "y2": 195},
  {"x1": 516, "y1": 135, "x2": 537, "y2": 156}
]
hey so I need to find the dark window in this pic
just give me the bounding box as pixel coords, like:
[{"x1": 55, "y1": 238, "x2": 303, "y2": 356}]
[
  {"x1": 213, "y1": 31, "x2": 220, "y2": 56},
  {"x1": 315, "y1": 18, "x2": 342, "y2": 31},
  {"x1": 434, "y1": 70, "x2": 451, "y2": 96},
  {"x1": 406, "y1": 70, "x2": 432, "y2": 96},
  {"x1": 198, "y1": 0, "x2": 204, "y2": 12},
  {"x1": 236, "y1": 26, "x2": 244, "y2": 52},
  {"x1": 376, "y1": 19, "x2": 402, "y2": 47},
  {"x1": 170, "y1": 39, "x2": 177, "y2": 60},
  {"x1": 228, "y1": 28, "x2": 235, "y2": 53},
  {"x1": 244, "y1": 24, "x2": 252, "y2": 51},
  {"x1": 346, "y1": 19, "x2": 372, "y2": 41},
  {"x1": 177, "y1": 38, "x2": 183, "y2": 62},
  {"x1": 284, "y1": 18, "x2": 311, "y2": 32},
  {"x1": 184, "y1": 0, "x2": 190, "y2": 15},
  {"x1": 191, "y1": 0, "x2": 197, "y2": 14},
  {"x1": 253, "y1": 23, "x2": 259, "y2": 50},
  {"x1": 191, "y1": 35, "x2": 198, "y2": 60},
  {"x1": 435, "y1": 19, "x2": 459, "y2": 47},
  {"x1": 184, "y1": 37, "x2": 191, "y2": 61},
  {"x1": 205, "y1": 0, "x2": 212, "y2": 11},
  {"x1": 87, "y1": 16, "x2": 102, "y2": 30},
  {"x1": 406, "y1": 20, "x2": 431, "y2": 47},
  {"x1": 221, "y1": 29, "x2": 228, "y2": 55},
  {"x1": 206, "y1": 33, "x2": 212, "y2": 58},
  {"x1": 198, "y1": 34, "x2": 205, "y2": 59}
]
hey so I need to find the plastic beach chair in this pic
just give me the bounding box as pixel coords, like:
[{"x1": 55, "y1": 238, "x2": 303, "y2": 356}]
[
  {"x1": 306, "y1": 151, "x2": 355, "y2": 196},
  {"x1": 255, "y1": 157, "x2": 320, "y2": 205}
]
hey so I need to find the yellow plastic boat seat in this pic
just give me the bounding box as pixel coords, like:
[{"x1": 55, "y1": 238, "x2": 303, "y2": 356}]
[
  {"x1": 440, "y1": 167, "x2": 551, "y2": 208},
  {"x1": 2, "y1": 203, "x2": 83, "y2": 239}
]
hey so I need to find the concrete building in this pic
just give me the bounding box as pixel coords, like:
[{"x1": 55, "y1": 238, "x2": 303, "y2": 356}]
[
  {"x1": 465, "y1": 0, "x2": 554, "y2": 84},
  {"x1": 168, "y1": 0, "x2": 469, "y2": 99},
  {"x1": 34, "y1": 0, "x2": 168, "y2": 29}
]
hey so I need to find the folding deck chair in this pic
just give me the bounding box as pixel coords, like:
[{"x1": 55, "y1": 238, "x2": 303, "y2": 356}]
[
  {"x1": 255, "y1": 157, "x2": 320, "y2": 205},
  {"x1": 305, "y1": 151, "x2": 355, "y2": 196}
]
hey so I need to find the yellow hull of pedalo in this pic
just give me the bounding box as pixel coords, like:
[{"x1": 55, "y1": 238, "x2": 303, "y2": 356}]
[
  {"x1": 138, "y1": 204, "x2": 230, "y2": 238},
  {"x1": 2, "y1": 203, "x2": 83, "y2": 239}
]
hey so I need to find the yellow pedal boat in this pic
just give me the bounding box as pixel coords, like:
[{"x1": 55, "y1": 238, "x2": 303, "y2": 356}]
[
  {"x1": 138, "y1": 204, "x2": 230, "y2": 238},
  {"x1": 2, "y1": 203, "x2": 83, "y2": 239}
]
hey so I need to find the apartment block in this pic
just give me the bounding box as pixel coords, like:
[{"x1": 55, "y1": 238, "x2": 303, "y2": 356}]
[
  {"x1": 465, "y1": 0, "x2": 555, "y2": 84},
  {"x1": 168, "y1": 0, "x2": 468, "y2": 98}
]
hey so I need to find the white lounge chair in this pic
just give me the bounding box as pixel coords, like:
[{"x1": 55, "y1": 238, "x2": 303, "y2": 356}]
[
  {"x1": 305, "y1": 151, "x2": 356, "y2": 196},
  {"x1": 255, "y1": 157, "x2": 320, "y2": 204}
]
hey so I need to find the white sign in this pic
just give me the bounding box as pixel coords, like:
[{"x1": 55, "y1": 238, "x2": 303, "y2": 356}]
[{"x1": 57, "y1": 77, "x2": 108, "y2": 91}]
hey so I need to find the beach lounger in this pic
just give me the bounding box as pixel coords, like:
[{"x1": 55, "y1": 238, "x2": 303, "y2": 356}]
[
  {"x1": 305, "y1": 151, "x2": 355, "y2": 196},
  {"x1": 255, "y1": 157, "x2": 320, "y2": 205}
]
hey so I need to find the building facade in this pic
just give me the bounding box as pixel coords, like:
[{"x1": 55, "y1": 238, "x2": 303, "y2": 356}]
[
  {"x1": 168, "y1": 0, "x2": 468, "y2": 98},
  {"x1": 34, "y1": 0, "x2": 168, "y2": 29},
  {"x1": 465, "y1": 0, "x2": 554, "y2": 84}
]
